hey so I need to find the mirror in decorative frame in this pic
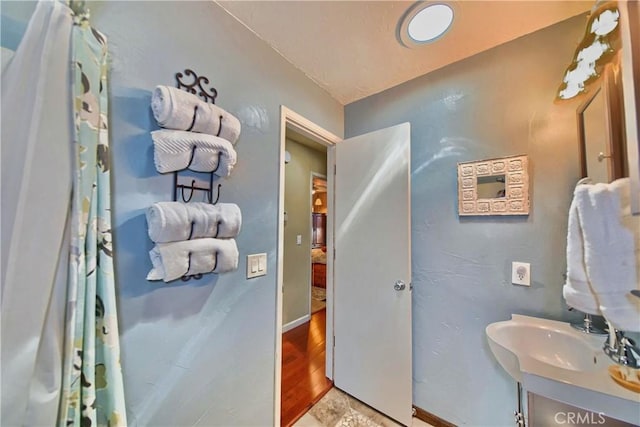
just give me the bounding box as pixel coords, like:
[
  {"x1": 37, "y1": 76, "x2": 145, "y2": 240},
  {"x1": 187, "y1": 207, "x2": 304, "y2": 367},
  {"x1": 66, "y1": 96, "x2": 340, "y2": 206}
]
[{"x1": 457, "y1": 154, "x2": 530, "y2": 216}]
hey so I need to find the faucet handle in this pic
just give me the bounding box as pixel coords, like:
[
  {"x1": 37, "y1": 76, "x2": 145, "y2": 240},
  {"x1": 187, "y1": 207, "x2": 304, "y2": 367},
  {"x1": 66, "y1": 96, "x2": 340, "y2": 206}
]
[{"x1": 604, "y1": 329, "x2": 640, "y2": 368}]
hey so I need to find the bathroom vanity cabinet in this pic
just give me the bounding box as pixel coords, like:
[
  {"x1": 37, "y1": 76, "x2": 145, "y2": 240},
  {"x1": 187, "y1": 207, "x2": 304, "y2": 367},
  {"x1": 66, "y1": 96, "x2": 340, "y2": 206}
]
[{"x1": 528, "y1": 393, "x2": 636, "y2": 427}]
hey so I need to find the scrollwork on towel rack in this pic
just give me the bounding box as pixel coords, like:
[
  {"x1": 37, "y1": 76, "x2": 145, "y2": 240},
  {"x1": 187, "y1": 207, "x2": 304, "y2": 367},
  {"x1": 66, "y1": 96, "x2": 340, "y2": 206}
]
[{"x1": 175, "y1": 69, "x2": 218, "y2": 104}]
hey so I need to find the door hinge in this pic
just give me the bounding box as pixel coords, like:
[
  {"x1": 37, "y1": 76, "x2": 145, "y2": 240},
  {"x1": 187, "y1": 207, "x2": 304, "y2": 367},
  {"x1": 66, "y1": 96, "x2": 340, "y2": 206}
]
[
  {"x1": 334, "y1": 165, "x2": 336, "y2": 175},
  {"x1": 410, "y1": 282, "x2": 413, "y2": 291}
]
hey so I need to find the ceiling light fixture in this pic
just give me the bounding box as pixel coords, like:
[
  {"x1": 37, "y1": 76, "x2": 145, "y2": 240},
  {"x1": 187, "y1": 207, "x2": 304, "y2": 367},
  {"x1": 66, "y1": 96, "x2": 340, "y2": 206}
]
[{"x1": 398, "y1": 2, "x2": 454, "y2": 48}]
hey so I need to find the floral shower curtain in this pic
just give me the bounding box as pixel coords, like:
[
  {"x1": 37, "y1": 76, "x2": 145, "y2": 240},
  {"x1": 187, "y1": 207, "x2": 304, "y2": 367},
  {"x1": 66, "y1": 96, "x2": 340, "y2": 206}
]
[
  {"x1": 58, "y1": 8, "x2": 127, "y2": 427},
  {"x1": 1, "y1": 1, "x2": 125, "y2": 425}
]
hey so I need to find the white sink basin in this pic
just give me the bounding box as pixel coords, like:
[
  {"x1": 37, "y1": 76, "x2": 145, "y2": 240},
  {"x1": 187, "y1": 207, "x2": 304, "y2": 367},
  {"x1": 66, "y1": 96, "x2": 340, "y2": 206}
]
[
  {"x1": 485, "y1": 315, "x2": 640, "y2": 425},
  {"x1": 486, "y1": 314, "x2": 603, "y2": 382}
]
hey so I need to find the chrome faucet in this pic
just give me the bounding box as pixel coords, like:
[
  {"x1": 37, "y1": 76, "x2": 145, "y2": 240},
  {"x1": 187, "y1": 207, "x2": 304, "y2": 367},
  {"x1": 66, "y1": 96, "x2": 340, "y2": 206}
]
[
  {"x1": 603, "y1": 321, "x2": 640, "y2": 369},
  {"x1": 567, "y1": 306, "x2": 607, "y2": 335}
]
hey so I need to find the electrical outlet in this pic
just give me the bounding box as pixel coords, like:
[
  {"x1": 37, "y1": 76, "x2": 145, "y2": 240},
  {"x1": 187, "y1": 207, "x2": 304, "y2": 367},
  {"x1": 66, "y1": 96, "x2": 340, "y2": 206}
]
[{"x1": 512, "y1": 262, "x2": 531, "y2": 286}]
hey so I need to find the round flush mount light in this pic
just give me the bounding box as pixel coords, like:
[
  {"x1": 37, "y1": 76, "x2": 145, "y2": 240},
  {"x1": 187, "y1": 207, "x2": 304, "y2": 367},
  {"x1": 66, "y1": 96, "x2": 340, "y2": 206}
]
[{"x1": 398, "y1": 2, "x2": 454, "y2": 47}]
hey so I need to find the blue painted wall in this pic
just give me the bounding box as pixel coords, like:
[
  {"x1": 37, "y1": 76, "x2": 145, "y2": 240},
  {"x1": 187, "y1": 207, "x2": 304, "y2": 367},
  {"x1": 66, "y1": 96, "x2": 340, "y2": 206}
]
[
  {"x1": 2, "y1": 1, "x2": 343, "y2": 425},
  {"x1": 1, "y1": 1, "x2": 344, "y2": 426},
  {"x1": 345, "y1": 16, "x2": 589, "y2": 426},
  {"x1": 92, "y1": 2, "x2": 343, "y2": 425}
]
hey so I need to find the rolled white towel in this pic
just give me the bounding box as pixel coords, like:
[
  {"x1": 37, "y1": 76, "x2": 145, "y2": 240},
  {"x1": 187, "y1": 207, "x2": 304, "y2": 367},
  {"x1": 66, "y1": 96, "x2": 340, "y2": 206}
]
[
  {"x1": 215, "y1": 203, "x2": 242, "y2": 239},
  {"x1": 151, "y1": 86, "x2": 241, "y2": 144},
  {"x1": 146, "y1": 202, "x2": 242, "y2": 243},
  {"x1": 147, "y1": 238, "x2": 239, "y2": 282},
  {"x1": 563, "y1": 186, "x2": 602, "y2": 315},
  {"x1": 577, "y1": 178, "x2": 640, "y2": 331},
  {"x1": 151, "y1": 129, "x2": 237, "y2": 175}
]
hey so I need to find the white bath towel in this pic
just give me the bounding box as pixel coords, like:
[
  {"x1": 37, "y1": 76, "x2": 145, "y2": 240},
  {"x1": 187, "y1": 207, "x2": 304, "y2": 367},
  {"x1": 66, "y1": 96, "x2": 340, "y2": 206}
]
[
  {"x1": 151, "y1": 129, "x2": 237, "y2": 175},
  {"x1": 575, "y1": 178, "x2": 640, "y2": 331},
  {"x1": 146, "y1": 202, "x2": 242, "y2": 243},
  {"x1": 147, "y1": 238, "x2": 239, "y2": 282},
  {"x1": 563, "y1": 187, "x2": 602, "y2": 315},
  {"x1": 151, "y1": 85, "x2": 241, "y2": 144},
  {"x1": 215, "y1": 203, "x2": 243, "y2": 239}
]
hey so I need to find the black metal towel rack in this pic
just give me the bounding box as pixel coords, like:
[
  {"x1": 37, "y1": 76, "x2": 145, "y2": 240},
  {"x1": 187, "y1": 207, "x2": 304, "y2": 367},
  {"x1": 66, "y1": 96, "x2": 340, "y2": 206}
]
[
  {"x1": 171, "y1": 69, "x2": 226, "y2": 281},
  {"x1": 172, "y1": 68, "x2": 223, "y2": 205}
]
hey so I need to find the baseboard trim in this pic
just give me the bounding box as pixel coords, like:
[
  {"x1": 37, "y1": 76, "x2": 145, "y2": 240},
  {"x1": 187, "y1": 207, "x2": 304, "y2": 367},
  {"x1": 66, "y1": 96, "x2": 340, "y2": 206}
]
[
  {"x1": 282, "y1": 314, "x2": 311, "y2": 333},
  {"x1": 413, "y1": 405, "x2": 457, "y2": 427}
]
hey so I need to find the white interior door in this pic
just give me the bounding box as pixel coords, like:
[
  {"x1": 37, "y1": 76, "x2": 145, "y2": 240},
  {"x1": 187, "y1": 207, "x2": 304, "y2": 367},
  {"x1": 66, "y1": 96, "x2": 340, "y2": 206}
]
[
  {"x1": 582, "y1": 87, "x2": 612, "y2": 183},
  {"x1": 333, "y1": 123, "x2": 412, "y2": 425}
]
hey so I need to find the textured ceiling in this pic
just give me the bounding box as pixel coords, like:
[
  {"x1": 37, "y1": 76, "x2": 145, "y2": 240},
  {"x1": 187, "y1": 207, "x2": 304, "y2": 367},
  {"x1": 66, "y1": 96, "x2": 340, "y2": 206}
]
[{"x1": 217, "y1": 0, "x2": 592, "y2": 105}]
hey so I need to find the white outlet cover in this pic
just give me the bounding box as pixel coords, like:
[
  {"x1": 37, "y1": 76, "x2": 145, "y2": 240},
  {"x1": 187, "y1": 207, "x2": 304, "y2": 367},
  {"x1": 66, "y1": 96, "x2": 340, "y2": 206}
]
[{"x1": 512, "y1": 262, "x2": 531, "y2": 286}]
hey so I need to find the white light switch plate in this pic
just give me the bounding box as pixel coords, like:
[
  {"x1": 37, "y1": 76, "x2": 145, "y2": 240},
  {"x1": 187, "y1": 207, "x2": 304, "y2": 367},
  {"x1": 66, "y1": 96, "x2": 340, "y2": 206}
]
[
  {"x1": 296, "y1": 235, "x2": 302, "y2": 245},
  {"x1": 512, "y1": 262, "x2": 531, "y2": 286},
  {"x1": 247, "y1": 253, "x2": 267, "y2": 279}
]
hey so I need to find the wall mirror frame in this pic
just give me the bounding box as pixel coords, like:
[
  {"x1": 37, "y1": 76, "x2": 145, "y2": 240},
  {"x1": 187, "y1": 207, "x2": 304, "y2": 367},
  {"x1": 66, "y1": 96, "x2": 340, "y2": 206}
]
[
  {"x1": 576, "y1": 60, "x2": 627, "y2": 184},
  {"x1": 457, "y1": 154, "x2": 530, "y2": 216}
]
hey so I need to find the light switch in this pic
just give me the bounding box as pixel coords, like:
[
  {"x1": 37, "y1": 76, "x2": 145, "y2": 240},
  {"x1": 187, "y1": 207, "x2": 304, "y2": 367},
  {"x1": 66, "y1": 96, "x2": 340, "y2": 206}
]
[
  {"x1": 247, "y1": 253, "x2": 267, "y2": 279},
  {"x1": 296, "y1": 235, "x2": 302, "y2": 245}
]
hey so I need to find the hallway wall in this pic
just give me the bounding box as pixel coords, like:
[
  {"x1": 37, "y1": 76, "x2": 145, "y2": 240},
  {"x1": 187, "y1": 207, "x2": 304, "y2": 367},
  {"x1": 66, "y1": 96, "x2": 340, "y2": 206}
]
[
  {"x1": 283, "y1": 139, "x2": 327, "y2": 326},
  {"x1": 345, "y1": 15, "x2": 589, "y2": 426}
]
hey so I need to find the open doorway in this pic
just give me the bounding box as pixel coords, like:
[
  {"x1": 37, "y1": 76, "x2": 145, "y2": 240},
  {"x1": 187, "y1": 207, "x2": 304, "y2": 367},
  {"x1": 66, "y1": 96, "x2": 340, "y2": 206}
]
[
  {"x1": 281, "y1": 135, "x2": 327, "y2": 333},
  {"x1": 276, "y1": 107, "x2": 340, "y2": 427},
  {"x1": 280, "y1": 128, "x2": 330, "y2": 427}
]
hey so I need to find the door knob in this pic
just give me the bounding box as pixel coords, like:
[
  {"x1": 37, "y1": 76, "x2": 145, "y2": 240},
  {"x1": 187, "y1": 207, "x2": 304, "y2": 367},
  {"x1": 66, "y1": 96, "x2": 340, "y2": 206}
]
[
  {"x1": 597, "y1": 152, "x2": 612, "y2": 162},
  {"x1": 394, "y1": 280, "x2": 406, "y2": 291}
]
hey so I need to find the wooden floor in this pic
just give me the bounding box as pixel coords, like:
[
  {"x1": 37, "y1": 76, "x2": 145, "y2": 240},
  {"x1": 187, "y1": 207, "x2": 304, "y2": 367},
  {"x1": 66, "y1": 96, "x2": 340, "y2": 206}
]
[{"x1": 281, "y1": 309, "x2": 333, "y2": 427}]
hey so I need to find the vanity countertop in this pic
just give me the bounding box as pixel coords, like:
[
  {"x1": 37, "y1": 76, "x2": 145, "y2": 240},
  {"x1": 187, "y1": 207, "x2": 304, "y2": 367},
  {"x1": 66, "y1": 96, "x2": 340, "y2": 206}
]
[{"x1": 512, "y1": 316, "x2": 639, "y2": 424}]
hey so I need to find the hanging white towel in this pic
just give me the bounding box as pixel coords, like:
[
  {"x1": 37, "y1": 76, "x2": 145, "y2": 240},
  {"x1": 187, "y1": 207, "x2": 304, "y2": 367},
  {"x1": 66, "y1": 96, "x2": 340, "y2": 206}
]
[
  {"x1": 151, "y1": 85, "x2": 241, "y2": 144},
  {"x1": 146, "y1": 202, "x2": 242, "y2": 243},
  {"x1": 151, "y1": 129, "x2": 237, "y2": 175},
  {"x1": 575, "y1": 178, "x2": 640, "y2": 331},
  {"x1": 563, "y1": 184, "x2": 602, "y2": 315},
  {"x1": 147, "y1": 238, "x2": 239, "y2": 282}
]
